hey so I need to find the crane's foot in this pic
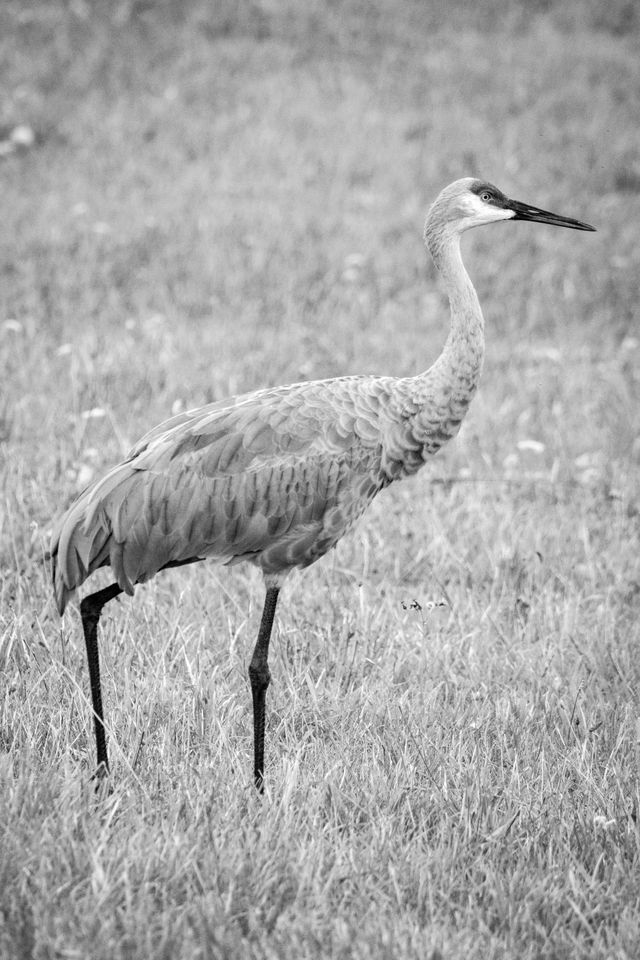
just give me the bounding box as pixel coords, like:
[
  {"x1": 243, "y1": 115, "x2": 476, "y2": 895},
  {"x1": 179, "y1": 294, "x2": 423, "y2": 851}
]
[{"x1": 90, "y1": 760, "x2": 111, "y2": 797}]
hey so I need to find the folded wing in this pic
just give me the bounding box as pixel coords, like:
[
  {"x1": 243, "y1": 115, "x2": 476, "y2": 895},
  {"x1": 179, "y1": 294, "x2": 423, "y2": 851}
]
[{"x1": 50, "y1": 376, "x2": 396, "y2": 613}]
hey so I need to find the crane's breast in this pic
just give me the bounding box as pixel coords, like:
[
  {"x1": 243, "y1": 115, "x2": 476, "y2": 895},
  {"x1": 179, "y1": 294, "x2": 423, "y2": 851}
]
[{"x1": 227, "y1": 445, "x2": 386, "y2": 573}]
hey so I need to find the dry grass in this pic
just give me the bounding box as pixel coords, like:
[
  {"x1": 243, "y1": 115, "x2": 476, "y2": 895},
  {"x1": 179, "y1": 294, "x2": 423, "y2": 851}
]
[{"x1": 1, "y1": 1, "x2": 640, "y2": 957}]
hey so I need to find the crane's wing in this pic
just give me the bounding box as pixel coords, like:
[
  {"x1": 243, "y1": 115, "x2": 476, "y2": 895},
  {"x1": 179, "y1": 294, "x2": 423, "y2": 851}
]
[{"x1": 50, "y1": 376, "x2": 407, "y2": 613}]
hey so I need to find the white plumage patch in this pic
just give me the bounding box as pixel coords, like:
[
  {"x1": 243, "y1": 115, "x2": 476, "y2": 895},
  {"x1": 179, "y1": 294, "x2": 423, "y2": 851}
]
[{"x1": 460, "y1": 191, "x2": 515, "y2": 227}]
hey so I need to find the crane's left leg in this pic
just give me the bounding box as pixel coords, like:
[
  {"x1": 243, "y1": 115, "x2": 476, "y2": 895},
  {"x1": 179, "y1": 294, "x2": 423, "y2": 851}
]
[
  {"x1": 249, "y1": 585, "x2": 280, "y2": 792},
  {"x1": 79, "y1": 581, "x2": 123, "y2": 779}
]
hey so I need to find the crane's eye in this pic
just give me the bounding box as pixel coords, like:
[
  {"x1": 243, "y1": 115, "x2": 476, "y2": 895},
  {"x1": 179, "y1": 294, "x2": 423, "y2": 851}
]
[{"x1": 480, "y1": 191, "x2": 494, "y2": 203}]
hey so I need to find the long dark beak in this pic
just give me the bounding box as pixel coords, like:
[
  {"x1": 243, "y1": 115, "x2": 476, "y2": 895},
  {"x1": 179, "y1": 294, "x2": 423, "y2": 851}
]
[{"x1": 507, "y1": 197, "x2": 596, "y2": 231}]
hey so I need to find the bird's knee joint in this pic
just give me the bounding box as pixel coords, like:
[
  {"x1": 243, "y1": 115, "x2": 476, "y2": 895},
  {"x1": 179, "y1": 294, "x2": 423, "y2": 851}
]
[
  {"x1": 80, "y1": 597, "x2": 99, "y2": 626},
  {"x1": 249, "y1": 661, "x2": 271, "y2": 691}
]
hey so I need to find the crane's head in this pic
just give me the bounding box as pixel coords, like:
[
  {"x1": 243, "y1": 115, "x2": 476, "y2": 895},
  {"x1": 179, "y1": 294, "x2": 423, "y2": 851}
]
[{"x1": 428, "y1": 177, "x2": 595, "y2": 235}]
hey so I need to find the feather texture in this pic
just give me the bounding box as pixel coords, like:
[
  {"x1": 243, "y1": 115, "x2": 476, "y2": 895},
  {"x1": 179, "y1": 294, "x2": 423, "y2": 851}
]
[{"x1": 50, "y1": 363, "x2": 479, "y2": 614}]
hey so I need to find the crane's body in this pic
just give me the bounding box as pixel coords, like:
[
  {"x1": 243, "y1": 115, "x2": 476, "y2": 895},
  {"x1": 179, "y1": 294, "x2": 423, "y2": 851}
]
[
  {"x1": 50, "y1": 178, "x2": 594, "y2": 790},
  {"x1": 53, "y1": 370, "x2": 480, "y2": 613}
]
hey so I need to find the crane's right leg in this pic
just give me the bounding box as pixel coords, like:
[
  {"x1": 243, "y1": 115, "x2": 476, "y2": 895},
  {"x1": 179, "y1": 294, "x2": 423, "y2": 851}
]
[
  {"x1": 249, "y1": 585, "x2": 280, "y2": 793},
  {"x1": 79, "y1": 582, "x2": 122, "y2": 778}
]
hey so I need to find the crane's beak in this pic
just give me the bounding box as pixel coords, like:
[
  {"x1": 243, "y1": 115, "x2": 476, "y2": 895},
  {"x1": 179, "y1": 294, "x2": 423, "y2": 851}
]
[{"x1": 507, "y1": 197, "x2": 596, "y2": 231}]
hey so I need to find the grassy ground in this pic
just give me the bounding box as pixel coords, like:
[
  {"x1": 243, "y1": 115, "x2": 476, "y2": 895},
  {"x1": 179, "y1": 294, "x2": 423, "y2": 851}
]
[{"x1": 1, "y1": 0, "x2": 640, "y2": 957}]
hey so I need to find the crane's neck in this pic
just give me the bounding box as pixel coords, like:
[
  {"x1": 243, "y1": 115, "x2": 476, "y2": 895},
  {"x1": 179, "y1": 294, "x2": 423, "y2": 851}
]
[
  {"x1": 382, "y1": 221, "x2": 486, "y2": 479},
  {"x1": 415, "y1": 224, "x2": 485, "y2": 409},
  {"x1": 380, "y1": 205, "x2": 489, "y2": 481}
]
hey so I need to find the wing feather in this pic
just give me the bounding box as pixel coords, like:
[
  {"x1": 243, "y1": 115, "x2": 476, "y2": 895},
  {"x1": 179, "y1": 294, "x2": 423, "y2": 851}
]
[{"x1": 51, "y1": 376, "x2": 395, "y2": 612}]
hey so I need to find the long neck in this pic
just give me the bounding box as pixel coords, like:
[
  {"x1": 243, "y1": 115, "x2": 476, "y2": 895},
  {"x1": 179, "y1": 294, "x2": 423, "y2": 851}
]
[
  {"x1": 380, "y1": 211, "x2": 486, "y2": 481},
  {"x1": 413, "y1": 224, "x2": 485, "y2": 409}
]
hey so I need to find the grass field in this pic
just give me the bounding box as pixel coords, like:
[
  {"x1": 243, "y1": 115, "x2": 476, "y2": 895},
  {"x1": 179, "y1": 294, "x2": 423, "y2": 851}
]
[{"x1": 1, "y1": 1, "x2": 640, "y2": 957}]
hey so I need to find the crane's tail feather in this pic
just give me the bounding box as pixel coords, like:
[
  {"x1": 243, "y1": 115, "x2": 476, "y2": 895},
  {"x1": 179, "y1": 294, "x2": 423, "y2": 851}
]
[
  {"x1": 50, "y1": 465, "x2": 140, "y2": 615},
  {"x1": 50, "y1": 462, "x2": 210, "y2": 615}
]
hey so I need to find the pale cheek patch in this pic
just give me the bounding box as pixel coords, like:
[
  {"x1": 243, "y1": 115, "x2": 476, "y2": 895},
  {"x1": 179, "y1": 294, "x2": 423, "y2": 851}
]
[{"x1": 468, "y1": 194, "x2": 514, "y2": 223}]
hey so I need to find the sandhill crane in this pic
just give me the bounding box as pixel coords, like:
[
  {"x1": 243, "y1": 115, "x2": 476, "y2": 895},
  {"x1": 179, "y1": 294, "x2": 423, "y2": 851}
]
[{"x1": 50, "y1": 178, "x2": 595, "y2": 791}]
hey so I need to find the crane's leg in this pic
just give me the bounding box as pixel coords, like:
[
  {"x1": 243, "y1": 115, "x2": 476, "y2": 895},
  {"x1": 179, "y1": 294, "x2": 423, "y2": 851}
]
[
  {"x1": 249, "y1": 585, "x2": 280, "y2": 793},
  {"x1": 79, "y1": 582, "x2": 122, "y2": 778}
]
